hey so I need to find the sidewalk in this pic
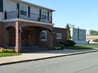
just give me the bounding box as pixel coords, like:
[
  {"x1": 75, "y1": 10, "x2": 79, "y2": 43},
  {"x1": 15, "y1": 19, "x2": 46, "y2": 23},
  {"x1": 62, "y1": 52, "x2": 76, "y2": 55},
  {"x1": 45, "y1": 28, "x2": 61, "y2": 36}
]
[{"x1": 0, "y1": 49, "x2": 97, "y2": 65}]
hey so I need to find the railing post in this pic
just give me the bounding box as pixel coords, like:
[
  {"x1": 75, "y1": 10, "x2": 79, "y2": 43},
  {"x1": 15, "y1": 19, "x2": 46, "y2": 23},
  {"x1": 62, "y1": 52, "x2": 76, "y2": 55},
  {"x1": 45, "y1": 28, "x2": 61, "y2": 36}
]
[
  {"x1": 17, "y1": 10, "x2": 19, "y2": 18},
  {"x1": 50, "y1": 16, "x2": 52, "y2": 23},
  {"x1": 17, "y1": 3, "x2": 20, "y2": 18},
  {"x1": 38, "y1": 9, "x2": 41, "y2": 21},
  {"x1": 4, "y1": 11, "x2": 7, "y2": 20}
]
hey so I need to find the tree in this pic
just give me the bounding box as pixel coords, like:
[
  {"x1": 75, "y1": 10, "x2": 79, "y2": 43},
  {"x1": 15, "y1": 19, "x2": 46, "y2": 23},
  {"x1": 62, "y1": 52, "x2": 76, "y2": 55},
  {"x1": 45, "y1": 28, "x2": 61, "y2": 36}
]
[
  {"x1": 66, "y1": 24, "x2": 71, "y2": 40},
  {"x1": 89, "y1": 30, "x2": 98, "y2": 35}
]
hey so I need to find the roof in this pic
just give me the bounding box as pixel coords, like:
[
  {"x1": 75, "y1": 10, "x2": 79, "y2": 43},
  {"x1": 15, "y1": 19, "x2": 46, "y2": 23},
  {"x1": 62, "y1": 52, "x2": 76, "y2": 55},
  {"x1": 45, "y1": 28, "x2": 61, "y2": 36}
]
[
  {"x1": 71, "y1": 27, "x2": 86, "y2": 31},
  {"x1": 17, "y1": 0, "x2": 55, "y2": 12},
  {"x1": 53, "y1": 27, "x2": 66, "y2": 30}
]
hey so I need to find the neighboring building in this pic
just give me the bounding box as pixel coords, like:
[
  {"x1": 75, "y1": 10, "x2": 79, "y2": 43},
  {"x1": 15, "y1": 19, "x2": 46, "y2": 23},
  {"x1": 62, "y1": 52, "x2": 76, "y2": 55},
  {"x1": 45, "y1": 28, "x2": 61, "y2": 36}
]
[
  {"x1": 86, "y1": 35, "x2": 98, "y2": 43},
  {"x1": 70, "y1": 28, "x2": 87, "y2": 44},
  {"x1": 53, "y1": 27, "x2": 67, "y2": 44},
  {"x1": 0, "y1": 0, "x2": 67, "y2": 52}
]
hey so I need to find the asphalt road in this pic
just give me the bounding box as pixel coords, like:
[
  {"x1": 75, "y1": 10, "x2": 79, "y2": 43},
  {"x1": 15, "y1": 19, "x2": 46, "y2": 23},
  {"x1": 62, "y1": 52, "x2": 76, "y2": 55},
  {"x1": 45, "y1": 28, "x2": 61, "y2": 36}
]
[{"x1": 0, "y1": 52, "x2": 98, "y2": 73}]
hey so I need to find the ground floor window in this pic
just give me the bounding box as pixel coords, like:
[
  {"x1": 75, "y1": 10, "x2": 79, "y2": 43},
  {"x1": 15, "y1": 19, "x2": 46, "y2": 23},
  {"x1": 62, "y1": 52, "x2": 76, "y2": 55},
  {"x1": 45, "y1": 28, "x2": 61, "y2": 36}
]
[
  {"x1": 56, "y1": 33, "x2": 62, "y2": 39},
  {"x1": 41, "y1": 31, "x2": 47, "y2": 41}
]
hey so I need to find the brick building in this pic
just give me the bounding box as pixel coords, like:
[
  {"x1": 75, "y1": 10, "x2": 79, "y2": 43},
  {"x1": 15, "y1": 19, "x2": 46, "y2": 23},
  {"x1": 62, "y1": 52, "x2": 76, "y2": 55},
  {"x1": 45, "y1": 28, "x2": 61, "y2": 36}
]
[{"x1": 0, "y1": 0, "x2": 67, "y2": 52}]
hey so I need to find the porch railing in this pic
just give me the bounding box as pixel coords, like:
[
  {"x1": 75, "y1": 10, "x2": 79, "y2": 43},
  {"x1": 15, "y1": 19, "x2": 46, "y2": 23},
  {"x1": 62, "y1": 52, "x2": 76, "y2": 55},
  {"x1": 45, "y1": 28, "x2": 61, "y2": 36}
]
[{"x1": 4, "y1": 11, "x2": 52, "y2": 23}]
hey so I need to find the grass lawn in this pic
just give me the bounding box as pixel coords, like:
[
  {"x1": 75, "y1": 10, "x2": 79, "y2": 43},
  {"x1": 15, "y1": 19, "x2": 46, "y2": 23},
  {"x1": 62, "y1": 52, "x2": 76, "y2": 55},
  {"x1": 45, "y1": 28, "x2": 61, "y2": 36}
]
[
  {"x1": 65, "y1": 46, "x2": 98, "y2": 50},
  {"x1": 0, "y1": 53, "x2": 21, "y2": 57}
]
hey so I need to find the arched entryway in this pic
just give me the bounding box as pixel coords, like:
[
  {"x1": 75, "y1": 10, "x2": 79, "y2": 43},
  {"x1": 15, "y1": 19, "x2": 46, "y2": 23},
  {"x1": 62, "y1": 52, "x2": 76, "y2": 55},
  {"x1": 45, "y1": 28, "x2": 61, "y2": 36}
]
[
  {"x1": 6, "y1": 27, "x2": 15, "y2": 47},
  {"x1": 21, "y1": 26, "x2": 51, "y2": 52},
  {"x1": 21, "y1": 27, "x2": 41, "y2": 46},
  {"x1": 4, "y1": 21, "x2": 54, "y2": 53}
]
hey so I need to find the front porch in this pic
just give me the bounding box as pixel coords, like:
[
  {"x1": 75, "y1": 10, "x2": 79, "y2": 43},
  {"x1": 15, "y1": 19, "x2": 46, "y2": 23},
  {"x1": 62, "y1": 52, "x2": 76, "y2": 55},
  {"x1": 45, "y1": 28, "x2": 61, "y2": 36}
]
[{"x1": 4, "y1": 20, "x2": 53, "y2": 53}]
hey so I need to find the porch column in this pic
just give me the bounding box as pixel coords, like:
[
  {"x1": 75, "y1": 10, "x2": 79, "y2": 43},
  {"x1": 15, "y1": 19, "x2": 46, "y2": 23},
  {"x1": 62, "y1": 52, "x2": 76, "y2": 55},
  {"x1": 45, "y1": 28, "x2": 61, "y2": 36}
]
[
  {"x1": 15, "y1": 21, "x2": 21, "y2": 53},
  {"x1": 48, "y1": 31, "x2": 54, "y2": 49}
]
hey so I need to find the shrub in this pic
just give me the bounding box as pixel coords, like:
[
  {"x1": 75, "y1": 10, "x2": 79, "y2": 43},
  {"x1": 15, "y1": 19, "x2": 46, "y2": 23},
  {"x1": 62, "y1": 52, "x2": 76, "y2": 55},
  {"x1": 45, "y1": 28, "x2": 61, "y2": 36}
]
[
  {"x1": 2, "y1": 49, "x2": 15, "y2": 53},
  {"x1": 53, "y1": 44, "x2": 64, "y2": 50},
  {"x1": 60, "y1": 40, "x2": 76, "y2": 47},
  {"x1": 93, "y1": 39, "x2": 98, "y2": 42},
  {"x1": 0, "y1": 47, "x2": 4, "y2": 53}
]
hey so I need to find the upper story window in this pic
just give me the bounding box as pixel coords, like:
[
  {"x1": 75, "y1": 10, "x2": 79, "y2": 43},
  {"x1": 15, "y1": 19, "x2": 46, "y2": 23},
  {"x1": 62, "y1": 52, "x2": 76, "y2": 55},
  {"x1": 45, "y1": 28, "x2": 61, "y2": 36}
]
[
  {"x1": 41, "y1": 9, "x2": 47, "y2": 19},
  {"x1": 56, "y1": 33, "x2": 62, "y2": 39},
  {"x1": 20, "y1": 5, "x2": 28, "y2": 16}
]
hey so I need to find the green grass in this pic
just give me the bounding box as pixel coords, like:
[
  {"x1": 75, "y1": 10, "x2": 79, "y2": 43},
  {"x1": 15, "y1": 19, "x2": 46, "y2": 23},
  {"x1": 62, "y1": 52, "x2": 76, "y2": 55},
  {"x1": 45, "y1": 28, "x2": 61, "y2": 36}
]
[
  {"x1": 0, "y1": 53, "x2": 21, "y2": 57},
  {"x1": 65, "y1": 46, "x2": 98, "y2": 50}
]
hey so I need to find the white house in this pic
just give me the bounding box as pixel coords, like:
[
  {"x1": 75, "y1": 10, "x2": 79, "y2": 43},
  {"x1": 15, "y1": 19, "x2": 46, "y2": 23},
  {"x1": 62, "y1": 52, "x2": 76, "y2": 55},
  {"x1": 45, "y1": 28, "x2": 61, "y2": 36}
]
[{"x1": 70, "y1": 28, "x2": 87, "y2": 44}]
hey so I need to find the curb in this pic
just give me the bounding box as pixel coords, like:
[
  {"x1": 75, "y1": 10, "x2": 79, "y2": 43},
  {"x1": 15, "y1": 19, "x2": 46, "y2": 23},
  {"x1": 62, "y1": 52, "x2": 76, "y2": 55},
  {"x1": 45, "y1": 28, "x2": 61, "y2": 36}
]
[{"x1": 0, "y1": 50, "x2": 96, "y2": 66}]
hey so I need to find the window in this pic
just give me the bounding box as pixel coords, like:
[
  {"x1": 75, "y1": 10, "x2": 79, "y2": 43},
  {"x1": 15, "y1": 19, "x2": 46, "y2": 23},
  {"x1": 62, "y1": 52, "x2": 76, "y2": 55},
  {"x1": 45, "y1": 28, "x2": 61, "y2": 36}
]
[
  {"x1": 56, "y1": 33, "x2": 62, "y2": 39},
  {"x1": 20, "y1": 5, "x2": 28, "y2": 16},
  {"x1": 41, "y1": 10, "x2": 47, "y2": 19},
  {"x1": 41, "y1": 31, "x2": 47, "y2": 41}
]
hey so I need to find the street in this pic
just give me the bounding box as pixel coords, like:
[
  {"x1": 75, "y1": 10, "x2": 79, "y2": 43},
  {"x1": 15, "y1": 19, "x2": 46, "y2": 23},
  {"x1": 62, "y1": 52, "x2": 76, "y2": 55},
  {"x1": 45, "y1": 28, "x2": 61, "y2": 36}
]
[{"x1": 0, "y1": 52, "x2": 98, "y2": 73}]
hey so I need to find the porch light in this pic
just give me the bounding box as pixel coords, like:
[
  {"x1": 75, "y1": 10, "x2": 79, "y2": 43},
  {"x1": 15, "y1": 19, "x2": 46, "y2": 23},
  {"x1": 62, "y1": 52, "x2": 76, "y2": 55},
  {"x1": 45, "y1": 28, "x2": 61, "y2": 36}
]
[{"x1": 19, "y1": 26, "x2": 22, "y2": 32}]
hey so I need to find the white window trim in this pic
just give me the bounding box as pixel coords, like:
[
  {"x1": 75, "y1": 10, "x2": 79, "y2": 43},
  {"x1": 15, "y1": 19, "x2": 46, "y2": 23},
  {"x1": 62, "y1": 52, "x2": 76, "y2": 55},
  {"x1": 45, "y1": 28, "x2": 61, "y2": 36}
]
[
  {"x1": 56, "y1": 33, "x2": 62, "y2": 39},
  {"x1": 41, "y1": 31, "x2": 47, "y2": 41}
]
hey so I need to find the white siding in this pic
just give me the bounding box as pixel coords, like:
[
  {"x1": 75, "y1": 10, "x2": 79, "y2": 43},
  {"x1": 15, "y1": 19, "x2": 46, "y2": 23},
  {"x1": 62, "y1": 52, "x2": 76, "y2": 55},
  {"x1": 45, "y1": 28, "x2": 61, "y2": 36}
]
[
  {"x1": 2, "y1": 0, "x2": 53, "y2": 23},
  {"x1": 71, "y1": 28, "x2": 86, "y2": 44},
  {"x1": 72, "y1": 29, "x2": 78, "y2": 41},
  {"x1": 49, "y1": 11, "x2": 52, "y2": 22},
  {"x1": 0, "y1": 12, "x2": 3, "y2": 21},
  {"x1": 30, "y1": 6, "x2": 39, "y2": 21},
  {"x1": 3, "y1": 0, "x2": 17, "y2": 12},
  {"x1": 79, "y1": 30, "x2": 86, "y2": 41},
  {"x1": 30, "y1": 6, "x2": 39, "y2": 14}
]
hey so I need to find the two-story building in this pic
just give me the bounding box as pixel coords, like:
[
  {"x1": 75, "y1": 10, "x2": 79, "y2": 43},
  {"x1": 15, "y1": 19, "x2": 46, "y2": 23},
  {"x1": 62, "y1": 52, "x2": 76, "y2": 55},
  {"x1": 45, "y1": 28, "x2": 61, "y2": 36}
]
[{"x1": 0, "y1": 0, "x2": 67, "y2": 53}]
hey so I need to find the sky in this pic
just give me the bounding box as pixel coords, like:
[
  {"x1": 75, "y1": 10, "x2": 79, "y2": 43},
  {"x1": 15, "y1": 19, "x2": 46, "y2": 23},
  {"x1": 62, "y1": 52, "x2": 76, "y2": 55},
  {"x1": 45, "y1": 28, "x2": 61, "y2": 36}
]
[{"x1": 24, "y1": 0, "x2": 98, "y2": 34}]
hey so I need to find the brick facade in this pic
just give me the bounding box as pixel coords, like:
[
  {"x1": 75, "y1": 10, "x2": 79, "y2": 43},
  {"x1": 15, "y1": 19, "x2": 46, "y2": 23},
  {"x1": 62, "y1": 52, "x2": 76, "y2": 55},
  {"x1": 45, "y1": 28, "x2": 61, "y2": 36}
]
[
  {"x1": 0, "y1": 21, "x2": 67, "y2": 52},
  {"x1": 0, "y1": 22, "x2": 4, "y2": 46},
  {"x1": 53, "y1": 27, "x2": 67, "y2": 44}
]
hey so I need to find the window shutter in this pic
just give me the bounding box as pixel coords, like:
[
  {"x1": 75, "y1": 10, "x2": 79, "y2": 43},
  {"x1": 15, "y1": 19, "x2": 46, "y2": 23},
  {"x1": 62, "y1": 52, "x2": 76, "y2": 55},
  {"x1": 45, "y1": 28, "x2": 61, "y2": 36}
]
[
  {"x1": 17, "y1": 3, "x2": 19, "y2": 18},
  {"x1": 28, "y1": 6, "x2": 30, "y2": 17},
  {"x1": 38, "y1": 9, "x2": 41, "y2": 21},
  {"x1": 47, "y1": 11, "x2": 49, "y2": 20},
  {"x1": 0, "y1": 0, "x2": 3, "y2": 12}
]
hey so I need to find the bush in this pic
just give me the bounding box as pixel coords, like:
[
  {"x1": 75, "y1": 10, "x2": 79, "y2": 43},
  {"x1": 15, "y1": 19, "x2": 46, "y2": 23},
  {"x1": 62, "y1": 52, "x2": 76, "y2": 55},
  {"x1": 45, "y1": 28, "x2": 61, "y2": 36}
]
[
  {"x1": 1, "y1": 49, "x2": 15, "y2": 53},
  {"x1": 93, "y1": 39, "x2": 98, "y2": 42},
  {"x1": 60, "y1": 40, "x2": 76, "y2": 47},
  {"x1": 0, "y1": 47, "x2": 4, "y2": 53},
  {"x1": 53, "y1": 44, "x2": 64, "y2": 50}
]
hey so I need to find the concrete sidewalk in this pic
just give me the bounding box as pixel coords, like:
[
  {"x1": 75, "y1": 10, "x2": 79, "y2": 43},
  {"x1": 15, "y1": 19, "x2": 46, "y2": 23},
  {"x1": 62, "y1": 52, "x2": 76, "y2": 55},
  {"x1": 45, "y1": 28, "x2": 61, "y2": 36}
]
[{"x1": 0, "y1": 49, "x2": 97, "y2": 65}]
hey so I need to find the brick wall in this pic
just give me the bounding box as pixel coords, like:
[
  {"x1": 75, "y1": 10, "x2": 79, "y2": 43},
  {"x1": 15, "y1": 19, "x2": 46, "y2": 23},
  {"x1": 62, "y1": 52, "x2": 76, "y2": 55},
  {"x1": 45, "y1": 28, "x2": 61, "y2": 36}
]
[
  {"x1": 0, "y1": 22, "x2": 4, "y2": 46},
  {"x1": 53, "y1": 27, "x2": 67, "y2": 44}
]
